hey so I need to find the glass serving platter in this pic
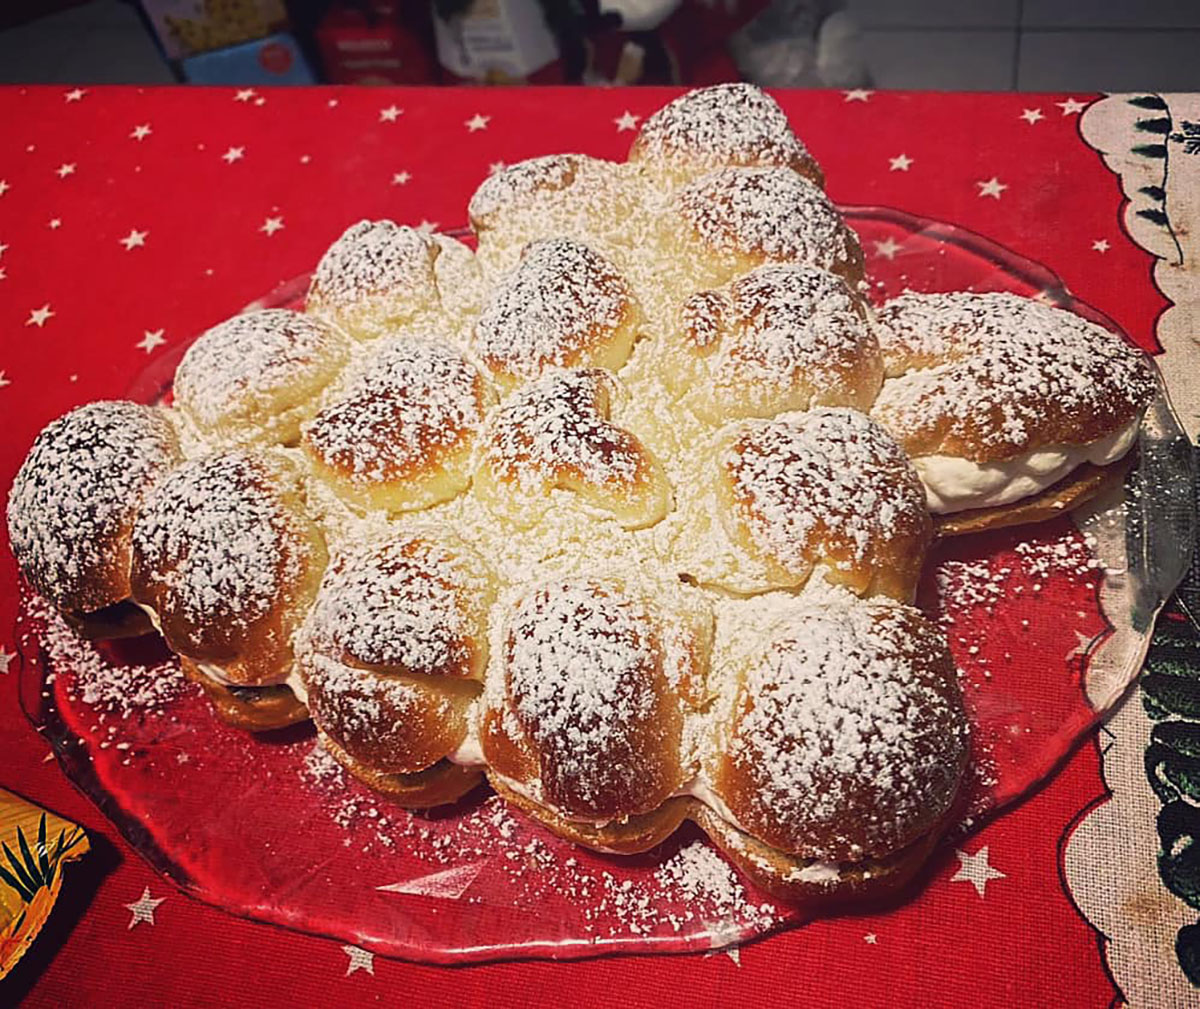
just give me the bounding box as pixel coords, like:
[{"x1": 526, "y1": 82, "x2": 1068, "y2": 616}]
[{"x1": 16, "y1": 207, "x2": 1195, "y2": 964}]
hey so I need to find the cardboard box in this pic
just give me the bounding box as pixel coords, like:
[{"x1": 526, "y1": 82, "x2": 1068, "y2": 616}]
[
  {"x1": 140, "y1": 0, "x2": 288, "y2": 59},
  {"x1": 316, "y1": 2, "x2": 436, "y2": 85},
  {"x1": 433, "y1": 0, "x2": 560, "y2": 83},
  {"x1": 180, "y1": 31, "x2": 317, "y2": 84}
]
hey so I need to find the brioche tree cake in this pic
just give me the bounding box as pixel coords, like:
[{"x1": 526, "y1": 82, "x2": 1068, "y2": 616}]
[{"x1": 7, "y1": 83, "x2": 1157, "y2": 906}]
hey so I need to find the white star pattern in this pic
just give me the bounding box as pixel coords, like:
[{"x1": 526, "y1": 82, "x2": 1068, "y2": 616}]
[
  {"x1": 416, "y1": 220, "x2": 438, "y2": 235},
  {"x1": 222, "y1": 146, "x2": 245, "y2": 164},
  {"x1": 48, "y1": 218, "x2": 62, "y2": 230},
  {"x1": 379, "y1": 105, "x2": 403, "y2": 122},
  {"x1": 392, "y1": 171, "x2": 411, "y2": 186},
  {"x1": 951, "y1": 846, "x2": 1006, "y2": 898},
  {"x1": 137, "y1": 329, "x2": 165, "y2": 353},
  {"x1": 0, "y1": 648, "x2": 11, "y2": 675},
  {"x1": 0, "y1": 268, "x2": 6, "y2": 281},
  {"x1": 56, "y1": 163, "x2": 76, "y2": 178},
  {"x1": 864, "y1": 933, "x2": 878, "y2": 944},
  {"x1": 124, "y1": 887, "x2": 165, "y2": 928},
  {"x1": 300, "y1": 155, "x2": 311, "y2": 164},
  {"x1": 488, "y1": 161, "x2": 506, "y2": 175},
  {"x1": 1092, "y1": 239, "x2": 1110, "y2": 253},
  {"x1": 888, "y1": 153, "x2": 913, "y2": 172},
  {"x1": 0, "y1": 242, "x2": 9, "y2": 256},
  {"x1": 0, "y1": 180, "x2": 9, "y2": 196},
  {"x1": 342, "y1": 945, "x2": 375, "y2": 976},
  {"x1": 120, "y1": 229, "x2": 148, "y2": 251},
  {"x1": 26, "y1": 304, "x2": 54, "y2": 327},
  {"x1": 64, "y1": 88, "x2": 86, "y2": 102},
  {"x1": 977, "y1": 177, "x2": 1007, "y2": 199},
  {"x1": 1020, "y1": 108, "x2": 1044, "y2": 124},
  {"x1": 1057, "y1": 97, "x2": 1087, "y2": 115},
  {"x1": 0, "y1": 373, "x2": 9, "y2": 391},
  {"x1": 1067, "y1": 629, "x2": 1098, "y2": 660},
  {"x1": 843, "y1": 89, "x2": 873, "y2": 102},
  {"x1": 874, "y1": 237, "x2": 902, "y2": 260},
  {"x1": 235, "y1": 88, "x2": 257, "y2": 102},
  {"x1": 465, "y1": 113, "x2": 490, "y2": 132},
  {"x1": 614, "y1": 111, "x2": 640, "y2": 132},
  {"x1": 328, "y1": 98, "x2": 339, "y2": 107},
  {"x1": 254, "y1": 97, "x2": 266, "y2": 107},
  {"x1": 130, "y1": 123, "x2": 152, "y2": 140},
  {"x1": 260, "y1": 216, "x2": 285, "y2": 236}
]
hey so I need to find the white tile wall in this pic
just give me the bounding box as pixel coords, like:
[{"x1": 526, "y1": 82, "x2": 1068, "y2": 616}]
[
  {"x1": 0, "y1": 0, "x2": 171, "y2": 84},
  {"x1": 1021, "y1": 1, "x2": 1200, "y2": 29},
  {"x1": 859, "y1": 29, "x2": 1016, "y2": 90},
  {"x1": 4, "y1": 0, "x2": 1200, "y2": 91},
  {"x1": 1018, "y1": 30, "x2": 1200, "y2": 91},
  {"x1": 846, "y1": 0, "x2": 1019, "y2": 29}
]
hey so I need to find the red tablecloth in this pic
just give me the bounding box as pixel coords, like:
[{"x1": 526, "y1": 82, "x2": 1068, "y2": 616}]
[{"x1": 0, "y1": 85, "x2": 1169, "y2": 1007}]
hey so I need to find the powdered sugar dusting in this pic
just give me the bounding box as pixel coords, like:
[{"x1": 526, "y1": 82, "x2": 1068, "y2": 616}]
[
  {"x1": 687, "y1": 264, "x2": 879, "y2": 418},
  {"x1": 723, "y1": 408, "x2": 926, "y2": 571},
  {"x1": 7, "y1": 401, "x2": 179, "y2": 612},
  {"x1": 305, "y1": 337, "x2": 486, "y2": 484},
  {"x1": 469, "y1": 155, "x2": 581, "y2": 225},
  {"x1": 731, "y1": 598, "x2": 967, "y2": 859},
  {"x1": 481, "y1": 369, "x2": 649, "y2": 495},
  {"x1": 503, "y1": 580, "x2": 674, "y2": 815},
  {"x1": 474, "y1": 239, "x2": 636, "y2": 382},
  {"x1": 676, "y1": 167, "x2": 855, "y2": 270},
  {"x1": 309, "y1": 220, "x2": 437, "y2": 309},
  {"x1": 29, "y1": 595, "x2": 188, "y2": 717},
  {"x1": 175, "y1": 309, "x2": 348, "y2": 440},
  {"x1": 305, "y1": 534, "x2": 490, "y2": 677},
  {"x1": 131, "y1": 452, "x2": 304, "y2": 631},
  {"x1": 632, "y1": 83, "x2": 813, "y2": 178},
  {"x1": 872, "y1": 292, "x2": 1156, "y2": 458}
]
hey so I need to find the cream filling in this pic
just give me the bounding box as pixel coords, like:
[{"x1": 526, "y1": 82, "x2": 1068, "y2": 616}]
[
  {"x1": 136, "y1": 601, "x2": 305, "y2": 696},
  {"x1": 286, "y1": 670, "x2": 308, "y2": 706},
  {"x1": 448, "y1": 710, "x2": 486, "y2": 767},
  {"x1": 681, "y1": 777, "x2": 745, "y2": 830},
  {"x1": 682, "y1": 778, "x2": 842, "y2": 883},
  {"x1": 913, "y1": 417, "x2": 1139, "y2": 514},
  {"x1": 133, "y1": 601, "x2": 163, "y2": 634},
  {"x1": 473, "y1": 769, "x2": 835, "y2": 877}
]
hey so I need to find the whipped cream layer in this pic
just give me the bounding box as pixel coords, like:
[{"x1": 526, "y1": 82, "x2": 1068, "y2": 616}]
[{"x1": 913, "y1": 416, "x2": 1140, "y2": 514}]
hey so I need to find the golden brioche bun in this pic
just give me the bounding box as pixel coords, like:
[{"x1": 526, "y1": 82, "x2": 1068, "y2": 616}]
[
  {"x1": 473, "y1": 238, "x2": 644, "y2": 391},
  {"x1": 306, "y1": 220, "x2": 441, "y2": 341},
  {"x1": 660, "y1": 167, "x2": 864, "y2": 300},
  {"x1": 490, "y1": 775, "x2": 692, "y2": 855},
  {"x1": 303, "y1": 337, "x2": 493, "y2": 514},
  {"x1": 629, "y1": 83, "x2": 824, "y2": 190},
  {"x1": 665, "y1": 263, "x2": 881, "y2": 424},
  {"x1": 174, "y1": 309, "x2": 349, "y2": 448},
  {"x1": 714, "y1": 409, "x2": 931, "y2": 600},
  {"x1": 130, "y1": 450, "x2": 327, "y2": 686},
  {"x1": 7, "y1": 401, "x2": 181, "y2": 617},
  {"x1": 872, "y1": 291, "x2": 1155, "y2": 462},
  {"x1": 297, "y1": 532, "x2": 493, "y2": 775},
  {"x1": 181, "y1": 657, "x2": 309, "y2": 732},
  {"x1": 469, "y1": 155, "x2": 639, "y2": 275},
  {"x1": 690, "y1": 801, "x2": 945, "y2": 906},
  {"x1": 706, "y1": 593, "x2": 968, "y2": 863},
  {"x1": 474, "y1": 368, "x2": 670, "y2": 531},
  {"x1": 480, "y1": 578, "x2": 710, "y2": 825},
  {"x1": 320, "y1": 732, "x2": 484, "y2": 808}
]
